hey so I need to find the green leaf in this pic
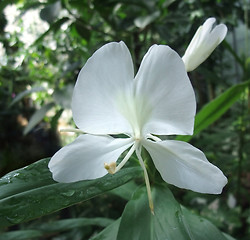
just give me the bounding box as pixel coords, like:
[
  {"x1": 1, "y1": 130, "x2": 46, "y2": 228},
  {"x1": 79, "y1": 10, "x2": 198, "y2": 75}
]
[
  {"x1": 109, "y1": 180, "x2": 137, "y2": 200},
  {"x1": 40, "y1": 1, "x2": 61, "y2": 24},
  {"x1": 117, "y1": 184, "x2": 228, "y2": 240},
  {"x1": 134, "y1": 11, "x2": 160, "y2": 29},
  {"x1": 223, "y1": 233, "x2": 237, "y2": 240},
  {"x1": 32, "y1": 17, "x2": 69, "y2": 45},
  {"x1": 117, "y1": 185, "x2": 190, "y2": 240},
  {"x1": 50, "y1": 108, "x2": 64, "y2": 130},
  {"x1": 0, "y1": 158, "x2": 54, "y2": 200},
  {"x1": 0, "y1": 218, "x2": 114, "y2": 240},
  {"x1": 37, "y1": 217, "x2": 114, "y2": 232},
  {"x1": 52, "y1": 84, "x2": 74, "y2": 109},
  {"x1": 223, "y1": 40, "x2": 244, "y2": 68},
  {"x1": 9, "y1": 86, "x2": 45, "y2": 107},
  {"x1": 73, "y1": 20, "x2": 91, "y2": 41},
  {"x1": 0, "y1": 230, "x2": 42, "y2": 240},
  {"x1": 176, "y1": 80, "x2": 250, "y2": 142},
  {"x1": 181, "y1": 206, "x2": 228, "y2": 240},
  {"x1": 90, "y1": 218, "x2": 121, "y2": 240},
  {"x1": 0, "y1": 158, "x2": 142, "y2": 228},
  {"x1": 23, "y1": 102, "x2": 55, "y2": 135}
]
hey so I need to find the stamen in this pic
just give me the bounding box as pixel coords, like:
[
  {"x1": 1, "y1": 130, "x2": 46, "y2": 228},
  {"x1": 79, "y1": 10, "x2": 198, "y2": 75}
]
[
  {"x1": 104, "y1": 162, "x2": 116, "y2": 174},
  {"x1": 60, "y1": 128, "x2": 85, "y2": 134},
  {"x1": 135, "y1": 144, "x2": 154, "y2": 215},
  {"x1": 115, "y1": 143, "x2": 136, "y2": 172},
  {"x1": 146, "y1": 134, "x2": 161, "y2": 142}
]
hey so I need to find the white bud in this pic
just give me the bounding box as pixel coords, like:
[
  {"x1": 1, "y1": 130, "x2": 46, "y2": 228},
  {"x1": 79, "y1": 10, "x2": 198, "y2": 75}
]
[{"x1": 182, "y1": 17, "x2": 227, "y2": 72}]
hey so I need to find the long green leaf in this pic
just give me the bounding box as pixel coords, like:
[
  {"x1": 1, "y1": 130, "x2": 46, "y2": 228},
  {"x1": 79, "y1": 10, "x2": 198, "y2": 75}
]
[
  {"x1": 9, "y1": 86, "x2": 45, "y2": 107},
  {"x1": 117, "y1": 185, "x2": 190, "y2": 240},
  {"x1": 32, "y1": 17, "x2": 69, "y2": 46},
  {"x1": 0, "y1": 230, "x2": 42, "y2": 240},
  {"x1": 0, "y1": 158, "x2": 54, "y2": 200},
  {"x1": 0, "y1": 158, "x2": 142, "y2": 229},
  {"x1": 90, "y1": 218, "x2": 121, "y2": 240},
  {"x1": 223, "y1": 233, "x2": 237, "y2": 240},
  {"x1": 37, "y1": 217, "x2": 114, "y2": 232},
  {"x1": 109, "y1": 180, "x2": 137, "y2": 200},
  {"x1": 0, "y1": 217, "x2": 114, "y2": 240},
  {"x1": 223, "y1": 40, "x2": 245, "y2": 68},
  {"x1": 181, "y1": 206, "x2": 229, "y2": 240},
  {"x1": 176, "y1": 80, "x2": 250, "y2": 142},
  {"x1": 117, "y1": 184, "x2": 228, "y2": 240},
  {"x1": 23, "y1": 102, "x2": 55, "y2": 135}
]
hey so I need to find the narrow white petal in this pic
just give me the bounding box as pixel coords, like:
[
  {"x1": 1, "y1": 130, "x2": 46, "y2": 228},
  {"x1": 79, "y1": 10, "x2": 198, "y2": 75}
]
[
  {"x1": 48, "y1": 134, "x2": 133, "y2": 182},
  {"x1": 72, "y1": 42, "x2": 134, "y2": 135},
  {"x1": 199, "y1": 17, "x2": 216, "y2": 42},
  {"x1": 183, "y1": 26, "x2": 202, "y2": 56},
  {"x1": 209, "y1": 23, "x2": 228, "y2": 45},
  {"x1": 143, "y1": 140, "x2": 227, "y2": 194},
  {"x1": 134, "y1": 45, "x2": 196, "y2": 136}
]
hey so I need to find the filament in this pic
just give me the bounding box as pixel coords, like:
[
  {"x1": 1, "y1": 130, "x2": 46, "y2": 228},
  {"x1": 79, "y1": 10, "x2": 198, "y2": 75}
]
[
  {"x1": 60, "y1": 128, "x2": 85, "y2": 134},
  {"x1": 115, "y1": 143, "x2": 136, "y2": 172}
]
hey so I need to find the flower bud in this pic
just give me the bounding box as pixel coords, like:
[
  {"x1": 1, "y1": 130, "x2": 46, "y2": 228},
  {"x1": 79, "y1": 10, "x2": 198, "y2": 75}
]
[{"x1": 182, "y1": 18, "x2": 227, "y2": 72}]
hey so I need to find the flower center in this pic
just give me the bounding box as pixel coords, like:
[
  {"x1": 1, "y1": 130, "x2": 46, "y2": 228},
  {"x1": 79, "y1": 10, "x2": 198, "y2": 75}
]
[
  {"x1": 116, "y1": 90, "x2": 152, "y2": 139},
  {"x1": 104, "y1": 138, "x2": 154, "y2": 214}
]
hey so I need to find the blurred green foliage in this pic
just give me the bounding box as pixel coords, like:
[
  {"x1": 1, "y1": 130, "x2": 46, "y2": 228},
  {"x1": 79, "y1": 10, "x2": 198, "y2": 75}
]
[{"x1": 0, "y1": 0, "x2": 249, "y2": 239}]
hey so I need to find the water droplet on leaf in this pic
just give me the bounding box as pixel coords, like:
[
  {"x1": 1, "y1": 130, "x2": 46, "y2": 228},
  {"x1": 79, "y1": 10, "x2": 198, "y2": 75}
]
[{"x1": 61, "y1": 190, "x2": 75, "y2": 197}]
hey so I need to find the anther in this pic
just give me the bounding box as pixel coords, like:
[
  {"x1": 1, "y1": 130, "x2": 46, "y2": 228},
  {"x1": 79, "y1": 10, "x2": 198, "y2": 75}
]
[{"x1": 104, "y1": 162, "x2": 116, "y2": 174}]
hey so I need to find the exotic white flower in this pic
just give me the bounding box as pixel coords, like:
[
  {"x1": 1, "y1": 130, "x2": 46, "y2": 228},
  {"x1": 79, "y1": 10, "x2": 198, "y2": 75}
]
[
  {"x1": 49, "y1": 42, "x2": 227, "y2": 212},
  {"x1": 182, "y1": 17, "x2": 227, "y2": 72}
]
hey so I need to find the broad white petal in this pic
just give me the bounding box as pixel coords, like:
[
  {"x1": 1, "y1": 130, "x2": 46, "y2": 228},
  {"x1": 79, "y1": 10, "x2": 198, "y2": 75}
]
[
  {"x1": 72, "y1": 42, "x2": 134, "y2": 135},
  {"x1": 49, "y1": 134, "x2": 133, "y2": 182},
  {"x1": 143, "y1": 139, "x2": 227, "y2": 194},
  {"x1": 134, "y1": 45, "x2": 196, "y2": 136}
]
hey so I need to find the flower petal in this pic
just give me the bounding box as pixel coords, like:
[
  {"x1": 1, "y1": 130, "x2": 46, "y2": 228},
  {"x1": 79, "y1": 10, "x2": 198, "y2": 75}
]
[
  {"x1": 134, "y1": 45, "x2": 196, "y2": 136},
  {"x1": 49, "y1": 134, "x2": 133, "y2": 183},
  {"x1": 199, "y1": 17, "x2": 216, "y2": 42},
  {"x1": 208, "y1": 23, "x2": 227, "y2": 48},
  {"x1": 72, "y1": 41, "x2": 134, "y2": 135},
  {"x1": 143, "y1": 139, "x2": 227, "y2": 194}
]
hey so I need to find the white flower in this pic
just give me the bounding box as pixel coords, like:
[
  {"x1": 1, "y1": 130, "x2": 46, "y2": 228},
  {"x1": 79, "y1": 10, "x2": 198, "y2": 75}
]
[
  {"x1": 49, "y1": 42, "x2": 227, "y2": 212},
  {"x1": 182, "y1": 17, "x2": 227, "y2": 72}
]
